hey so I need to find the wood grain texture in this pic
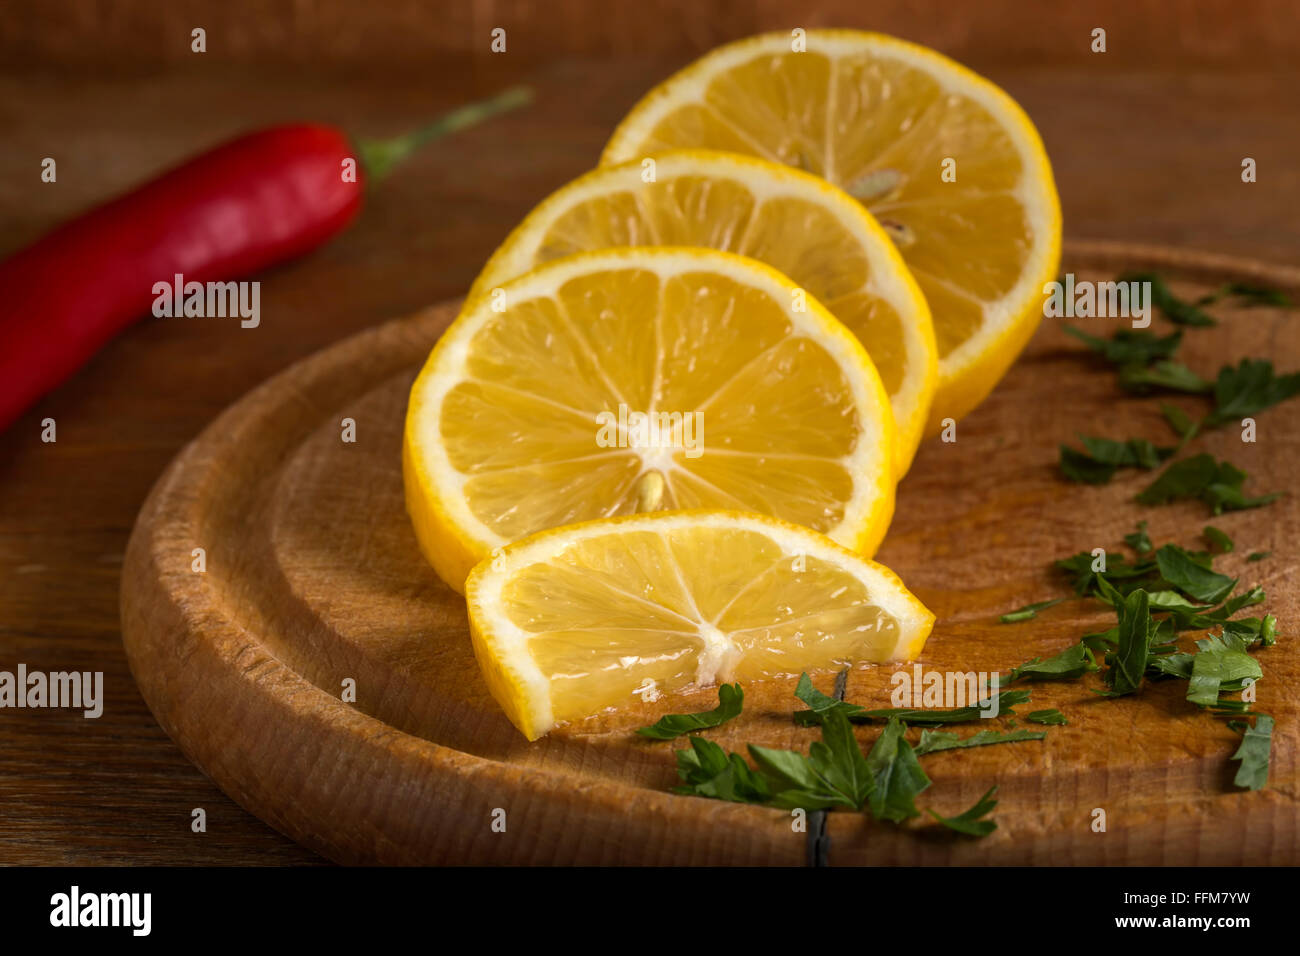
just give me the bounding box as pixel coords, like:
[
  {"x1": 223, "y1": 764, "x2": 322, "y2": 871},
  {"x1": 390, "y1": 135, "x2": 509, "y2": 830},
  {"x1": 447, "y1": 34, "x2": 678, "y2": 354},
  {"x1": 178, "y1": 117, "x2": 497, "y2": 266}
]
[
  {"x1": 118, "y1": 242, "x2": 1300, "y2": 865},
  {"x1": 7, "y1": 0, "x2": 1300, "y2": 69}
]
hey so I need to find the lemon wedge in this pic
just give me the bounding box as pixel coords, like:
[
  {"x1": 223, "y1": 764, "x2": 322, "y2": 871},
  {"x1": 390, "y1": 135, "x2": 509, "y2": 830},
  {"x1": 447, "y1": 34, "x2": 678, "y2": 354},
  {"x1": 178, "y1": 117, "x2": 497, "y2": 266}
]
[
  {"x1": 466, "y1": 509, "x2": 934, "y2": 739},
  {"x1": 404, "y1": 247, "x2": 896, "y2": 592},
  {"x1": 468, "y1": 150, "x2": 936, "y2": 474},
  {"x1": 601, "y1": 30, "x2": 1061, "y2": 430}
]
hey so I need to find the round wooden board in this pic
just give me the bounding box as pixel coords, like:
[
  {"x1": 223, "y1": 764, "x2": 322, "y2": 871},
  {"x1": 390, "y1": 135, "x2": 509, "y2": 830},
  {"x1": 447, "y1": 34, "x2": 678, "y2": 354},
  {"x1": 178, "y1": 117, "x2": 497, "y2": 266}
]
[{"x1": 121, "y1": 241, "x2": 1300, "y2": 866}]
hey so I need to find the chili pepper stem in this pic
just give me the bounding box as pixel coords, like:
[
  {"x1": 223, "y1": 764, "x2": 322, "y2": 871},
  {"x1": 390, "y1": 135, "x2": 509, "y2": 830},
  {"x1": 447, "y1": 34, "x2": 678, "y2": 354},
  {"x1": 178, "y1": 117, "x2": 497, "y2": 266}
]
[{"x1": 357, "y1": 85, "x2": 533, "y2": 183}]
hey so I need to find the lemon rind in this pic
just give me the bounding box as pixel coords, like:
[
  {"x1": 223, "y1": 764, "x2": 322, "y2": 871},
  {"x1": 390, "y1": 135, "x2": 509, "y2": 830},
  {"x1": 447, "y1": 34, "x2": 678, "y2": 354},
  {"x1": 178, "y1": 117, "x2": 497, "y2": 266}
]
[
  {"x1": 466, "y1": 149, "x2": 937, "y2": 474},
  {"x1": 600, "y1": 29, "x2": 1062, "y2": 432},
  {"x1": 405, "y1": 246, "x2": 897, "y2": 593},
  {"x1": 464, "y1": 508, "x2": 936, "y2": 740}
]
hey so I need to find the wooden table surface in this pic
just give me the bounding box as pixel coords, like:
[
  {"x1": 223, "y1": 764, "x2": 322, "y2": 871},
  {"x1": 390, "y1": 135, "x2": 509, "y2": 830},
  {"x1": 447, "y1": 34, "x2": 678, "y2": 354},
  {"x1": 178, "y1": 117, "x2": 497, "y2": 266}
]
[{"x1": 1, "y1": 47, "x2": 1298, "y2": 864}]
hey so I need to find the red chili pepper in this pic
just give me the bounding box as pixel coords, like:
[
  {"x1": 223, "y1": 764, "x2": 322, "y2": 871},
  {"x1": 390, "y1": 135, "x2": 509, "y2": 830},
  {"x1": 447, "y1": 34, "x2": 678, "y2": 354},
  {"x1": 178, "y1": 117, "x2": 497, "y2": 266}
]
[{"x1": 0, "y1": 87, "x2": 531, "y2": 434}]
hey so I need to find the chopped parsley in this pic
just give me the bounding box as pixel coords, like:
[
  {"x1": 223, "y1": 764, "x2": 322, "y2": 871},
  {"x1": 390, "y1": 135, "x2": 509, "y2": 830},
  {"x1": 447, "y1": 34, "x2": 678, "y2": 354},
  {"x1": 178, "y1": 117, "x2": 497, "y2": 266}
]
[
  {"x1": 999, "y1": 597, "x2": 1067, "y2": 623},
  {"x1": 636, "y1": 683, "x2": 743, "y2": 739},
  {"x1": 1059, "y1": 436, "x2": 1173, "y2": 483},
  {"x1": 1137, "y1": 454, "x2": 1279, "y2": 514},
  {"x1": 1118, "y1": 271, "x2": 1217, "y2": 327},
  {"x1": 927, "y1": 786, "x2": 999, "y2": 837},
  {"x1": 1229, "y1": 715, "x2": 1274, "y2": 791}
]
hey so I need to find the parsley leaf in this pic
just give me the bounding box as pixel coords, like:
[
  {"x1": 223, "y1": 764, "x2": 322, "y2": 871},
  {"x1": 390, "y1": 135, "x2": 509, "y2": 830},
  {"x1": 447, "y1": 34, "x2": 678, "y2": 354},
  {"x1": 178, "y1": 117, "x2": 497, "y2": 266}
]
[
  {"x1": 1119, "y1": 360, "x2": 1213, "y2": 394},
  {"x1": 913, "y1": 728, "x2": 1046, "y2": 754},
  {"x1": 1060, "y1": 437, "x2": 1173, "y2": 483},
  {"x1": 1155, "y1": 544, "x2": 1237, "y2": 604},
  {"x1": 1204, "y1": 358, "x2": 1300, "y2": 427},
  {"x1": 1137, "y1": 454, "x2": 1278, "y2": 514},
  {"x1": 999, "y1": 597, "x2": 1066, "y2": 623},
  {"x1": 1025, "y1": 709, "x2": 1069, "y2": 725},
  {"x1": 1186, "y1": 633, "x2": 1262, "y2": 708},
  {"x1": 636, "y1": 683, "x2": 744, "y2": 739},
  {"x1": 1160, "y1": 402, "x2": 1200, "y2": 442},
  {"x1": 673, "y1": 736, "x2": 772, "y2": 803},
  {"x1": 1097, "y1": 589, "x2": 1153, "y2": 697},
  {"x1": 1004, "y1": 642, "x2": 1098, "y2": 682},
  {"x1": 810, "y1": 709, "x2": 877, "y2": 811},
  {"x1": 1063, "y1": 325, "x2": 1183, "y2": 366},
  {"x1": 791, "y1": 672, "x2": 864, "y2": 723},
  {"x1": 1222, "y1": 613, "x2": 1277, "y2": 649},
  {"x1": 1124, "y1": 520, "x2": 1154, "y2": 554},
  {"x1": 1196, "y1": 282, "x2": 1292, "y2": 308},
  {"x1": 927, "y1": 786, "x2": 999, "y2": 836},
  {"x1": 1201, "y1": 460, "x2": 1281, "y2": 514},
  {"x1": 1136, "y1": 454, "x2": 1218, "y2": 505},
  {"x1": 1119, "y1": 271, "x2": 1217, "y2": 327},
  {"x1": 1056, "y1": 547, "x2": 1159, "y2": 598},
  {"x1": 1203, "y1": 525, "x2": 1234, "y2": 553},
  {"x1": 1247, "y1": 551, "x2": 1271, "y2": 562},
  {"x1": 1229, "y1": 715, "x2": 1274, "y2": 791},
  {"x1": 796, "y1": 689, "x2": 1032, "y2": 727},
  {"x1": 865, "y1": 718, "x2": 930, "y2": 822}
]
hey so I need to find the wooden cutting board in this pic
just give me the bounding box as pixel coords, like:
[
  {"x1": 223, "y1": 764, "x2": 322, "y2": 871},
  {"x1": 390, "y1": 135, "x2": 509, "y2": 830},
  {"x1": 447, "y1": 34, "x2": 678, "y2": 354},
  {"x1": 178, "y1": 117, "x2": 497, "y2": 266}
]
[{"x1": 120, "y1": 241, "x2": 1300, "y2": 866}]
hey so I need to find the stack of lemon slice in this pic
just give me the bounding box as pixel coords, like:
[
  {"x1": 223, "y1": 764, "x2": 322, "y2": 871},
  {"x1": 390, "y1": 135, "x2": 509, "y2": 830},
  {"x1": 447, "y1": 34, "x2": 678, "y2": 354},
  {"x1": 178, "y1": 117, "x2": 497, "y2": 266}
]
[{"x1": 404, "y1": 30, "x2": 1060, "y2": 739}]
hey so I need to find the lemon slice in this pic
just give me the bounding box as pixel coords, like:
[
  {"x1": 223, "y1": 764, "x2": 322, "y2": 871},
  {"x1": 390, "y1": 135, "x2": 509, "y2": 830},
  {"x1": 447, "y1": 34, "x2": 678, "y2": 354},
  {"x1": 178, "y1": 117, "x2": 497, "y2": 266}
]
[
  {"x1": 404, "y1": 247, "x2": 896, "y2": 593},
  {"x1": 468, "y1": 150, "x2": 936, "y2": 475},
  {"x1": 601, "y1": 30, "x2": 1062, "y2": 430},
  {"x1": 466, "y1": 509, "x2": 934, "y2": 739}
]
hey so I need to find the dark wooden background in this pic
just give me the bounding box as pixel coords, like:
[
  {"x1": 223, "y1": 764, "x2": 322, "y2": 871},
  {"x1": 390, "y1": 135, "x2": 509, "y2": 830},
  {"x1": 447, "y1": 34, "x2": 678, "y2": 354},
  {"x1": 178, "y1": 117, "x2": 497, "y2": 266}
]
[{"x1": 1, "y1": 0, "x2": 1297, "y2": 864}]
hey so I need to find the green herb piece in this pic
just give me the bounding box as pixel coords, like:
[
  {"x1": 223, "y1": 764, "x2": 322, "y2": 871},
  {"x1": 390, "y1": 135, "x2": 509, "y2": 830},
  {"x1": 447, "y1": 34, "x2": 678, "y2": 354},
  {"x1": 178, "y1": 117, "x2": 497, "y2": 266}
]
[
  {"x1": 1145, "y1": 590, "x2": 1210, "y2": 612},
  {"x1": 1063, "y1": 325, "x2": 1183, "y2": 366},
  {"x1": 753, "y1": 710, "x2": 878, "y2": 811},
  {"x1": 1186, "y1": 633, "x2": 1262, "y2": 708},
  {"x1": 811, "y1": 709, "x2": 878, "y2": 811},
  {"x1": 1151, "y1": 616, "x2": 1179, "y2": 645},
  {"x1": 1229, "y1": 715, "x2": 1274, "y2": 790},
  {"x1": 1201, "y1": 460, "x2": 1280, "y2": 514},
  {"x1": 1147, "y1": 649, "x2": 1195, "y2": 680},
  {"x1": 791, "y1": 672, "x2": 864, "y2": 723},
  {"x1": 1136, "y1": 454, "x2": 1218, "y2": 505},
  {"x1": 1118, "y1": 360, "x2": 1213, "y2": 394},
  {"x1": 1083, "y1": 435, "x2": 1174, "y2": 468},
  {"x1": 927, "y1": 786, "x2": 998, "y2": 837},
  {"x1": 1081, "y1": 628, "x2": 1118, "y2": 652},
  {"x1": 1059, "y1": 445, "x2": 1119, "y2": 484},
  {"x1": 797, "y1": 689, "x2": 1032, "y2": 727},
  {"x1": 913, "y1": 728, "x2": 1046, "y2": 754},
  {"x1": 637, "y1": 683, "x2": 743, "y2": 739},
  {"x1": 1118, "y1": 271, "x2": 1216, "y2": 327},
  {"x1": 1168, "y1": 586, "x2": 1267, "y2": 631},
  {"x1": 1221, "y1": 613, "x2": 1277, "y2": 649},
  {"x1": 676, "y1": 707, "x2": 885, "y2": 810},
  {"x1": 1137, "y1": 454, "x2": 1278, "y2": 514},
  {"x1": 1004, "y1": 642, "x2": 1098, "y2": 682},
  {"x1": 673, "y1": 736, "x2": 772, "y2": 803},
  {"x1": 1056, "y1": 548, "x2": 1157, "y2": 597},
  {"x1": 1160, "y1": 402, "x2": 1200, "y2": 443},
  {"x1": 1247, "y1": 551, "x2": 1271, "y2": 562},
  {"x1": 1196, "y1": 282, "x2": 1292, "y2": 308},
  {"x1": 1124, "y1": 521, "x2": 1154, "y2": 554},
  {"x1": 1059, "y1": 437, "x2": 1173, "y2": 483},
  {"x1": 865, "y1": 718, "x2": 930, "y2": 822},
  {"x1": 1207, "y1": 699, "x2": 1255, "y2": 716},
  {"x1": 1025, "y1": 709, "x2": 1068, "y2": 725},
  {"x1": 1097, "y1": 589, "x2": 1153, "y2": 697},
  {"x1": 1204, "y1": 358, "x2": 1300, "y2": 427},
  {"x1": 1155, "y1": 544, "x2": 1237, "y2": 604},
  {"x1": 1203, "y1": 525, "x2": 1234, "y2": 553},
  {"x1": 999, "y1": 597, "x2": 1066, "y2": 623}
]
